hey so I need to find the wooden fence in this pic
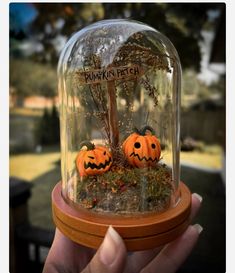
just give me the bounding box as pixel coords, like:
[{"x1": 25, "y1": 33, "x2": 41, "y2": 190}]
[{"x1": 181, "y1": 109, "x2": 225, "y2": 146}]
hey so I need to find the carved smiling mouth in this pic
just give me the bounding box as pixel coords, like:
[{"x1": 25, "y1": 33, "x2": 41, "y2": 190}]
[
  {"x1": 130, "y1": 152, "x2": 157, "y2": 162},
  {"x1": 84, "y1": 157, "x2": 112, "y2": 170}
]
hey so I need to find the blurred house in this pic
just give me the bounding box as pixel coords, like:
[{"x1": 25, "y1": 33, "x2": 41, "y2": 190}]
[
  {"x1": 10, "y1": 94, "x2": 59, "y2": 109},
  {"x1": 23, "y1": 96, "x2": 59, "y2": 109}
]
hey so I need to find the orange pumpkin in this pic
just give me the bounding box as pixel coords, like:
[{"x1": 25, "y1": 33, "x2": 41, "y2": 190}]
[
  {"x1": 76, "y1": 141, "x2": 112, "y2": 177},
  {"x1": 122, "y1": 126, "x2": 161, "y2": 168}
]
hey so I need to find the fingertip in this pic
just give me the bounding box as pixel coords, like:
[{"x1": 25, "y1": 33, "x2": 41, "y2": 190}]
[
  {"x1": 99, "y1": 226, "x2": 126, "y2": 266},
  {"x1": 181, "y1": 224, "x2": 202, "y2": 243},
  {"x1": 108, "y1": 226, "x2": 124, "y2": 245},
  {"x1": 192, "y1": 223, "x2": 203, "y2": 234},
  {"x1": 190, "y1": 193, "x2": 203, "y2": 221},
  {"x1": 83, "y1": 226, "x2": 126, "y2": 273},
  {"x1": 192, "y1": 193, "x2": 203, "y2": 203}
]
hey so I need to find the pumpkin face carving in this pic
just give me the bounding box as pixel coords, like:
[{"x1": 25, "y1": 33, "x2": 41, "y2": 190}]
[
  {"x1": 76, "y1": 141, "x2": 112, "y2": 177},
  {"x1": 122, "y1": 126, "x2": 161, "y2": 168}
]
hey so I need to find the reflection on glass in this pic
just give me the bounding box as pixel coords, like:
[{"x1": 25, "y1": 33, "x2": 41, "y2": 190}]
[{"x1": 58, "y1": 19, "x2": 182, "y2": 215}]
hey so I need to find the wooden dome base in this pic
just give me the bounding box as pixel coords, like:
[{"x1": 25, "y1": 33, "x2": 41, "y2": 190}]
[{"x1": 52, "y1": 182, "x2": 191, "y2": 251}]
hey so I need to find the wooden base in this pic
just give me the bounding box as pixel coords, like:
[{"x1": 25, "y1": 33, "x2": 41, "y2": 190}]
[{"x1": 52, "y1": 182, "x2": 191, "y2": 251}]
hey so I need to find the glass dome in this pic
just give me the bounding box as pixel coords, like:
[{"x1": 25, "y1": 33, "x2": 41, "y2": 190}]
[{"x1": 57, "y1": 19, "x2": 182, "y2": 216}]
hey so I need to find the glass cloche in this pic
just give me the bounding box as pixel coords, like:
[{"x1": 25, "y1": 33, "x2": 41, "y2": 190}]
[{"x1": 53, "y1": 19, "x2": 191, "y2": 250}]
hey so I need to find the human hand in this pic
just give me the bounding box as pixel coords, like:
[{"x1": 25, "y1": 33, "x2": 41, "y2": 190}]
[{"x1": 43, "y1": 193, "x2": 202, "y2": 273}]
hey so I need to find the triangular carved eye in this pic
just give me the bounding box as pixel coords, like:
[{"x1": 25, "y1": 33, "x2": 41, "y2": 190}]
[
  {"x1": 151, "y1": 144, "x2": 156, "y2": 149},
  {"x1": 134, "y1": 142, "x2": 141, "y2": 148},
  {"x1": 103, "y1": 151, "x2": 106, "y2": 155}
]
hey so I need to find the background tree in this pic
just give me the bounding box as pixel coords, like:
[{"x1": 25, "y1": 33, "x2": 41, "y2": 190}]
[
  {"x1": 10, "y1": 58, "x2": 57, "y2": 101},
  {"x1": 9, "y1": 3, "x2": 225, "y2": 101},
  {"x1": 10, "y1": 3, "x2": 224, "y2": 70}
]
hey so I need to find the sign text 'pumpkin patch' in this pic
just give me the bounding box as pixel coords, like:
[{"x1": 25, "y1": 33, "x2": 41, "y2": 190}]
[{"x1": 76, "y1": 65, "x2": 144, "y2": 84}]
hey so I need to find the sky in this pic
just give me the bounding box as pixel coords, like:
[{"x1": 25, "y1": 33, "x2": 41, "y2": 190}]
[{"x1": 197, "y1": 30, "x2": 225, "y2": 85}]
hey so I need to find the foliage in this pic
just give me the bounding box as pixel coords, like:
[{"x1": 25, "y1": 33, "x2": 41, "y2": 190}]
[
  {"x1": 9, "y1": 3, "x2": 225, "y2": 101},
  {"x1": 10, "y1": 3, "x2": 224, "y2": 71},
  {"x1": 10, "y1": 58, "x2": 57, "y2": 98}
]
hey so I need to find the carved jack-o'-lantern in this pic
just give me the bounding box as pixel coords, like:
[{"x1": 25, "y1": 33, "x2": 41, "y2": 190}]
[
  {"x1": 76, "y1": 141, "x2": 112, "y2": 176},
  {"x1": 122, "y1": 126, "x2": 161, "y2": 168}
]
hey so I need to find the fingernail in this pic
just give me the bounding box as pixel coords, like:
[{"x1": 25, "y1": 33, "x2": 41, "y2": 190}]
[
  {"x1": 99, "y1": 226, "x2": 121, "y2": 266},
  {"x1": 193, "y1": 223, "x2": 203, "y2": 234},
  {"x1": 193, "y1": 193, "x2": 203, "y2": 203}
]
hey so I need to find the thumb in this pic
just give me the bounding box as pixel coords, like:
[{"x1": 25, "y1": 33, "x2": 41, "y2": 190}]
[{"x1": 82, "y1": 226, "x2": 127, "y2": 273}]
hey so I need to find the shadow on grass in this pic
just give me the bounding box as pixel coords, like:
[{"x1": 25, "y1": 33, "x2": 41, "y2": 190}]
[{"x1": 28, "y1": 163, "x2": 225, "y2": 273}]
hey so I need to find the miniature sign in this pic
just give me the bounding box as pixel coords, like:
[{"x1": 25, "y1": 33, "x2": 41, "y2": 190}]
[{"x1": 76, "y1": 65, "x2": 144, "y2": 84}]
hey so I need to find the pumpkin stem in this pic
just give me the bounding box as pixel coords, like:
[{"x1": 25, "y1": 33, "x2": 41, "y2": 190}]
[
  {"x1": 140, "y1": 125, "x2": 155, "y2": 136},
  {"x1": 133, "y1": 127, "x2": 141, "y2": 134},
  {"x1": 80, "y1": 141, "x2": 95, "y2": 151}
]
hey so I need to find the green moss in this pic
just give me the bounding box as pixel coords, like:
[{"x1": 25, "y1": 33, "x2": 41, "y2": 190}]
[{"x1": 76, "y1": 164, "x2": 173, "y2": 214}]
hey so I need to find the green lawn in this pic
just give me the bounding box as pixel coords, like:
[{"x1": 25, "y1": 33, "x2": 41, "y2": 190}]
[
  {"x1": 10, "y1": 145, "x2": 223, "y2": 182},
  {"x1": 10, "y1": 150, "x2": 60, "y2": 181}
]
